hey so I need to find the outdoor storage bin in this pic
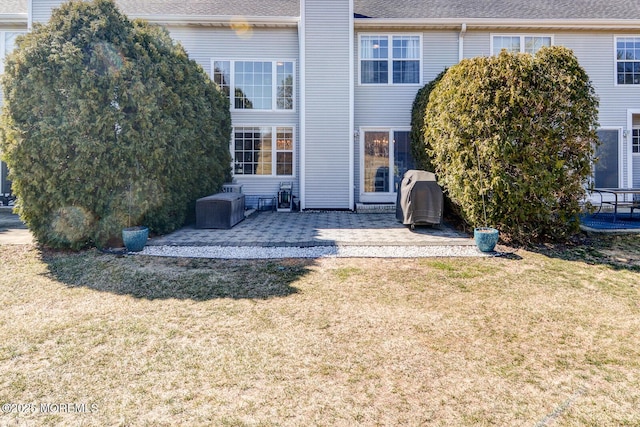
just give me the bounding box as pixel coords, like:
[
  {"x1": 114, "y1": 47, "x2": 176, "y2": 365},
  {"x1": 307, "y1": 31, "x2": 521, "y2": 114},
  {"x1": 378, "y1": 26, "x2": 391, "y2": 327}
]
[
  {"x1": 196, "y1": 192, "x2": 245, "y2": 229},
  {"x1": 396, "y1": 170, "x2": 443, "y2": 227}
]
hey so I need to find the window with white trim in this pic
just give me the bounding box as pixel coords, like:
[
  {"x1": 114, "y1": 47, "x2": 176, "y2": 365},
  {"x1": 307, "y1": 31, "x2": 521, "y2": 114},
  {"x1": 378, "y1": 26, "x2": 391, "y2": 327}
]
[
  {"x1": 633, "y1": 128, "x2": 640, "y2": 153},
  {"x1": 492, "y1": 35, "x2": 552, "y2": 55},
  {"x1": 360, "y1": 35, "x2": 421, "y2": 84},
  {"x1": 212, "y1": 60, "x2": 294, "y2": 110},
  {"x1": 616, "y1": 37, "x2": 640, "y2": 85},
  {"x1": 233, "y1": 126, "x2": 294, "y2": 176},
  {"x1": 1, "y1": 31, "x2": 26, "y2": 74}
]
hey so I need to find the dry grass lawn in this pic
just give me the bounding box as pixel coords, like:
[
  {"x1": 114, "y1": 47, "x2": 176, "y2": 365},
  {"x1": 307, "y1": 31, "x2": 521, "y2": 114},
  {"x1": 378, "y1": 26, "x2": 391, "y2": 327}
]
[{"x1": 1, "y1": 237, "x2": 639, "y2": 426}]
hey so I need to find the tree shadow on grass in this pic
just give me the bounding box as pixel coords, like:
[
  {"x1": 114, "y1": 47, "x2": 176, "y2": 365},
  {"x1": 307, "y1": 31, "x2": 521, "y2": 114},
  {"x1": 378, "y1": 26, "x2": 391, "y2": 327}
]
[
  {"x1": 523, "y1": 233, "x2": 640, "y2": 273},
  {"x1": 41, "y1": 249, "x2": 311, "y2": 301}
]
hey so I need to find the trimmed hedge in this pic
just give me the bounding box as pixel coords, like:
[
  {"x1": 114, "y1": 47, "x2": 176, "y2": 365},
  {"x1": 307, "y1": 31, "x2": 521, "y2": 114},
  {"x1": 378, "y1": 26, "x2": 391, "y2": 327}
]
[
  {"x1": 0, "y1": 0, "x2": 231, "y2": 249},
  {"x1": 423, "y1": 47, "x2": 599, "y2": 243},
  {"x1": 410, "y1": 69, "x2": 446, "y2": 172}
]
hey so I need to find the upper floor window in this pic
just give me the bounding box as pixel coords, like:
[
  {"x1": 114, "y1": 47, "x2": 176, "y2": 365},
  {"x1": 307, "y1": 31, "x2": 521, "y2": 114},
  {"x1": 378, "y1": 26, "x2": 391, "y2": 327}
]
[
  {"x1": 616, "y1": 37, "x2": 640, "y2": 85},
  {"x1": 360, "y1": 35, "x2": 421, "y2": 85},
  {"x1": 1, "y1": 31, "x2": 26, "y2": 74},
  {"x1": 492, "y1": 35, "x2": 552, "y2": 55},
  {"x1": 633, "y1": 128, "x2": 640, "y2": 153},
  {"x1": 212, "y1": 60, "x2": 295, "y2": 110}
]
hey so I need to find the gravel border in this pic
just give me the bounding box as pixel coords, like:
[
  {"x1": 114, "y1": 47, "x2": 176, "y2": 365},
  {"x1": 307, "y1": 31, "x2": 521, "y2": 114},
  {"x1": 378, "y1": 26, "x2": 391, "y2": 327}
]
[{"x1": 138, "y1": 245, "x2": 487, "y2": 259}]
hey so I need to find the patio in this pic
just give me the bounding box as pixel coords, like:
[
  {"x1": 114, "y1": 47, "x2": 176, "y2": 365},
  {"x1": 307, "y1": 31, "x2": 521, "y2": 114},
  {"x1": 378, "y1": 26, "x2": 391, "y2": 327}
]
[
  {"x1": 147, "y1": 210, "x2": 473, "y2": 247},
  {"x1": 580, "y1": 211, "x2": 640, "y2": 232}
]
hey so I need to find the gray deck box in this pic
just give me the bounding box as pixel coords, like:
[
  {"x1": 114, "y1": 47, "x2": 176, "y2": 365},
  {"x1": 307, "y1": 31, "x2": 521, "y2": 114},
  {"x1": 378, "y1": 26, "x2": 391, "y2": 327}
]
[{"x1": 196, "y1": 193, "x2": 245, "y2": 229}]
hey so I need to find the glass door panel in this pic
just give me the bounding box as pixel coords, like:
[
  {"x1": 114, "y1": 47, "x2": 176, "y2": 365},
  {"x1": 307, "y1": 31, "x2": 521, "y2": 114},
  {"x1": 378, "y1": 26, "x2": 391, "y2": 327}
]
[
  {"x1": 595, "y1": 129, "x2": 620, "y2": 188},
  {"x1": 393, "y1": 131, "x2": 414, "y2": 192},
  {"x1": 364, "y1": 131, "x2": 390, "y2": 193}
]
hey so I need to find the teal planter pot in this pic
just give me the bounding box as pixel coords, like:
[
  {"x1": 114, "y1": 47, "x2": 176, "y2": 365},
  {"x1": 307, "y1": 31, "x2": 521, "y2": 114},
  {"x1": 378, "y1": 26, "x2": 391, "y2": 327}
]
[
  {"x1": 122, "y1": 226, "x2": 149, "y2": 252},
  {"x1": 474, "y1": 227, "x2": 499, "y2": 252}
]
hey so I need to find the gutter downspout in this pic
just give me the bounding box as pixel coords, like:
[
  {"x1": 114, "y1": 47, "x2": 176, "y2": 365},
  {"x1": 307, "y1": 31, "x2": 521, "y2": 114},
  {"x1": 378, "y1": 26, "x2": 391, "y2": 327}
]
[
  {"x1": 459, "y1": 23, "x2": 467, "y2": 62},
  {"x1": 348, "y1": 0, "x2": 354, "y2": 210},
  {"x1": 299, "y1": 2, "x2": 306, "y2": 210},
  {"x1": 28, "y1": 0, "x2": 33, "y2": 30}
]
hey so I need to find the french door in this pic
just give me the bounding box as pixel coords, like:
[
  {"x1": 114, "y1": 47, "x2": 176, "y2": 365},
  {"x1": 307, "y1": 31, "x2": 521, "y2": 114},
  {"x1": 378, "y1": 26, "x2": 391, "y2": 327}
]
[{"x1": 360, "y1": 129, "x2": 415, "y2": 203}]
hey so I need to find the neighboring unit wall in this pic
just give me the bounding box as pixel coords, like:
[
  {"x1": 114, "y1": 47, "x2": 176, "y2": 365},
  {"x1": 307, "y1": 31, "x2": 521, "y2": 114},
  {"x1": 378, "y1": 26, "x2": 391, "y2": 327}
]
[
  {"x1": 301, "y1": 0, "x2": 353, "y2": 209},
  {"x1": 464, "y1": 29, "x2": 640, "y2": 189},
  {"x1": 557, "y1": 32, "x2": 634, "y2": 188},
  {"x1": 169, "y1": 25, "x2": 301, "y2": 204}
]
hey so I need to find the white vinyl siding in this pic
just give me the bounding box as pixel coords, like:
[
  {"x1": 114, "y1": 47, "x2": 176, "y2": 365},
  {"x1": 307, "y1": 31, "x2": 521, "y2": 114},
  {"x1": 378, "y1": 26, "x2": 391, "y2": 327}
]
[
  {"x1": 302, "y1": 0, "x2": 353, "y2": 209},
  {"x1": 355, "y1": 30, "x2": 456, "y2": 128},
  {"x1": 168, "y1": 26, "x2": 300, "y2": 201},
  {"x1": 354, "y1": 30, "x2": 457, "y2": 201},
  {"x1": 31, "y1": 0, "x2": 66, "y2": 24}
]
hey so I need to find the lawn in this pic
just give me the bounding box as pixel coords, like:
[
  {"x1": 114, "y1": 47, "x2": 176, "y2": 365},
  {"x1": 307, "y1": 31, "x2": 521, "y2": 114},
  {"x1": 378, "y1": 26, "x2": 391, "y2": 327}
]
[{"x1": 1, "y1": 236, "x2": 639, "y2": 426}]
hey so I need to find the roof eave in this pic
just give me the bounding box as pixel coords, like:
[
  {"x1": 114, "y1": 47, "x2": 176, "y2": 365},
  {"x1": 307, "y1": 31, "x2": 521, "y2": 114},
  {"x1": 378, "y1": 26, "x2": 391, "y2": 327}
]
[
  {"x1": 133, "y1": 14, "x2": 300, "y2": 28},
  {"x1": 354, "y1": 18, "x2": 640, "y2": 31}
]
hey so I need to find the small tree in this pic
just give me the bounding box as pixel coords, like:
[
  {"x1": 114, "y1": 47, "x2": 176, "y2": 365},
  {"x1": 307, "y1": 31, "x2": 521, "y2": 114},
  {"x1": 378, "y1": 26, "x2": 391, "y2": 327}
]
[
  {"x1": 424, "y1": 47, "x2": 599, "y2": 243},
  {"x1": 0, "y1": 0, "x2": 231, "y2": 249}
]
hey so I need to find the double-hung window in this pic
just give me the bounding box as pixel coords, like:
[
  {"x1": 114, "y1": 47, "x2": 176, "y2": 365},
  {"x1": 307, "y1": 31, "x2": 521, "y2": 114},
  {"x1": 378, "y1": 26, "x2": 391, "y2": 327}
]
[
  {"x1": 360, "y1": 35, "x2": 421, "y2": 85},
  {"x1": 492, "y1": 35, "x2": 552, "y2": 55},
  {"x1": 633, "y1": 128, "x2": 640, "y2": 153},
  {"x1": 212, "y1": 60, "x2": 294, "y2": 110},
  {"x1": 233, "y1": 126, "x2": 294, "y2": 176},
  {"x1": 616, "y1": 37, "x2": 640, "y2": 85}
]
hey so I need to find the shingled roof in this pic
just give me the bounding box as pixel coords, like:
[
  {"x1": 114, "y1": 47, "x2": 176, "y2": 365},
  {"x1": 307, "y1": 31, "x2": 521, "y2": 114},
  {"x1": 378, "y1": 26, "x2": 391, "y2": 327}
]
[
  {"x1": 0, "y1": 0, "x2": 27, "y2": 16},
  {"x1": 2, "y1": 0, "x2": 639, "y2": 21},
  {"x1": 115, "y1": 0, "x2": 299, "y2": 17},
  {"x1": 353, "y1": 0, "x2": 636, "y2": 20}
]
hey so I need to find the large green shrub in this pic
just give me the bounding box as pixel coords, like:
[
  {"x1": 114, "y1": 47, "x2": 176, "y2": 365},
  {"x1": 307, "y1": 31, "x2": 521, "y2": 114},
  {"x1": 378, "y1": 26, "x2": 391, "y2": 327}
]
[
  {"x1": 424, "y1": 47, "x2": 599, "y2": 243},
  {"x1": 410, "y1": 69, "x2": 446, "y2": 172},
  {"x1": 0, "y1": 0, "x2": 231, "y2": 249}
]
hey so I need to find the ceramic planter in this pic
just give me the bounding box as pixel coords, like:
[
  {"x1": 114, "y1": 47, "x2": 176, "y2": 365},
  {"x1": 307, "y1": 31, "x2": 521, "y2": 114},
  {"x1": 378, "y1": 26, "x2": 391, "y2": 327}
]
[
  {"x1": 122, "y1": 226, "x2": 149, "y2": 252},
  {"x1": 474, "y1": 227, "x2": 499, "y2": 252}
]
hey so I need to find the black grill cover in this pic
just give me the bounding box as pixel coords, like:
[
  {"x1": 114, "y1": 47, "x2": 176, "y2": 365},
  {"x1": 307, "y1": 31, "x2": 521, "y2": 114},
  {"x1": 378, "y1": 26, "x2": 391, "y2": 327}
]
[{"x1": 395, "y1": 170, "x2": 443, "y2": 226}]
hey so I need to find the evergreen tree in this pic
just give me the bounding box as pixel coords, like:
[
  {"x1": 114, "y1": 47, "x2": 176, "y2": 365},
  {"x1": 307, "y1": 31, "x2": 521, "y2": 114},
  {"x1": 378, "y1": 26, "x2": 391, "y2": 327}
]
[{"x1": 0, "y1": 0, "x2": 231, "y2": 249}]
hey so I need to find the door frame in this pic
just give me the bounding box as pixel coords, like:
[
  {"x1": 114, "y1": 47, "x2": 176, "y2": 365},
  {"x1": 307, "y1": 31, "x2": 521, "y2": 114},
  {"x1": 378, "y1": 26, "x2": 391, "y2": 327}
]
[
  {"x1": 359, "y1": 127, "x2": 411, "y2": 203},
  {"x1": 627, "y1": 109, "x2": 640, "y2": 188}
]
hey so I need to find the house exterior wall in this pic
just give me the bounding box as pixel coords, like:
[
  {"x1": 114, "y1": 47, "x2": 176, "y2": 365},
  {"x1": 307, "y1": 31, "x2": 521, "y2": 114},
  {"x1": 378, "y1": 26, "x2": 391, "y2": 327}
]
[
  {"x1": 31, "y1": 0, "x2": 65, "y2": 24},
  {"x1": 168, "y1": 25, "x2": 301, "y2": 205},
  {"x1": 300, "y1": 0, "x2": 353, "y2": 209},
  {"x1": 11, "y1": 1, "x2": 640, "y2": 206},
  {"x1": 353, "y1": 29, "x2": 458, "y2": 202}
]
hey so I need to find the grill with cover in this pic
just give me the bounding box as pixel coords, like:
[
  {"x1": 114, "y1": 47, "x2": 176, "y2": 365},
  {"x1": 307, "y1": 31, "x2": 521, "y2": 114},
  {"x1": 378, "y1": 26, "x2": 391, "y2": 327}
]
[{"x1": 395, "y1": 170, "x2": 443, "y2": 228}]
